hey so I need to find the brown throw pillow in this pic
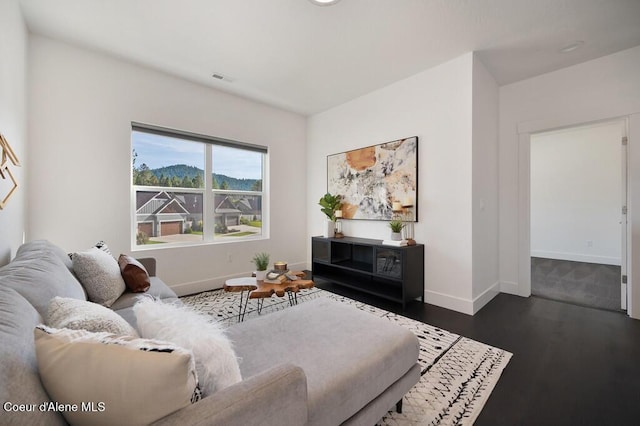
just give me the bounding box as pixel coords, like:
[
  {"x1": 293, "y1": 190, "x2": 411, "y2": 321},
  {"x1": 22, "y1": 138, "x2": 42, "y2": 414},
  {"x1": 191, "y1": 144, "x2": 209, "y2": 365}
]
[{"x1": 118, "y1": 254, "x2": 151, "y2": 292}]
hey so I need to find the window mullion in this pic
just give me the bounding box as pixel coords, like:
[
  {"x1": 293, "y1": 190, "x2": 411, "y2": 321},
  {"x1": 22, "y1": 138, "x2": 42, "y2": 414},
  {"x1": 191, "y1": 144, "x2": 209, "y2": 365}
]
[{"x1": 203, "y1": 144, "x2": 214, "y2": 242}]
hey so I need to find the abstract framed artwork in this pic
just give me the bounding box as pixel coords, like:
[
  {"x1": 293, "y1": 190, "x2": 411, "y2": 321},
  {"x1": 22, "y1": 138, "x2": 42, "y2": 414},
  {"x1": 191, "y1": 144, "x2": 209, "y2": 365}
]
[{"x1": 327, "y1": 136, "x2": 418, "y2": 221}]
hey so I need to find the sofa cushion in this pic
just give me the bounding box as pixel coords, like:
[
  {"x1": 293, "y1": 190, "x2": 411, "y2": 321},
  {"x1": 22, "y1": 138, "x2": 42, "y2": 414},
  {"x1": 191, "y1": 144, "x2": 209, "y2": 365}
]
[
  {"x1": 227, "y1": 298, "x2": 420, "y2": 426},
  {"x1": 35, "y1": 325, "x2": 201, "y2": 426},
  {"x1": 0, "y1": 240, "x2": 86, "y2": 318},
  {"x1": 110, "y1": 276, "x2": 177, "y2": 311},
  {"x1": 46, "y1": 296, "x2": 138, "y2": 337},
  {"x1": 134, "y1": 297, "x2": 242, "y2": 397},
  {"x1": 0, "y1": 286, "x2": 66, "y2": 426},
  {"x1": 14, "y1": 239, "x2": 74, "y2": 274},
  {"x1": 118, "y1": 254, "x2": 151, "y2": 292},
  {"x1": 72, "y1": 247, "x2": 126, "y2": 307}
]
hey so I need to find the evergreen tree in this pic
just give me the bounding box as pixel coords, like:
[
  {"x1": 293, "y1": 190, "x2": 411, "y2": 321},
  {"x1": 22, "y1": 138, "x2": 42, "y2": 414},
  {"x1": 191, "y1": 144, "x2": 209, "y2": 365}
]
[
  {"x1": 159, "y1": 174, "x2": 170, "y2": 187},
  {"x1": 136, "y1": 163, "x2": 157, "y2": 186},
  {"x1": 192, "y1": 174, "x2": 203, "y2": 189},
  {"x1": 220, "y1": 180, "x2": 229, "y2": 190},
  {"x1": 251, "y1": 180, "x2": 262, "y2": 192},
  {"x1": 132, "y1": 149, "x2": 139, "y2": 184}
]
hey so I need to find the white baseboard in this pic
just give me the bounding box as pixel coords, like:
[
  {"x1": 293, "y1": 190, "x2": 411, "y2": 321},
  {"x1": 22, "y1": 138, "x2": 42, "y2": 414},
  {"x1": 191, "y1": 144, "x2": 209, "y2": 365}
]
[
  {"x1": 499, "y1": 281, "x2": 520, "y2": 295},
  {"x1": 424, "y1": 290, "x2": 474, "y2": 315},
  {"x1": 531, "y1": 250, "x2": 620, "y2": 266},
  {"x1": 425, "y1": 281, "x2": 501, "y2": 316},
  {"x1": 169, "y1": 261, "x2": 308, "y2": 297},
  {"x1": 472, "y1": 281, "x2": 500, "y2": 314}
]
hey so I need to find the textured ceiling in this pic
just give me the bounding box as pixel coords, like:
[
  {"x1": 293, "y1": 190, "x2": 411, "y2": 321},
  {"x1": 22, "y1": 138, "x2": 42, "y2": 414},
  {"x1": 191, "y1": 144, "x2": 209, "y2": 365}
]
[{"x1": 19, "y1": 0, "x2": 640, "y2": 115}]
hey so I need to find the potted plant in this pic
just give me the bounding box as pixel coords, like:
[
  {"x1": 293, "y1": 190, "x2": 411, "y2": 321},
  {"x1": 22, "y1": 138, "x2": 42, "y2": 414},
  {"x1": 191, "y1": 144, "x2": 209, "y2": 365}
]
[
  {"x1": 318, "y1": 193, "x2": 342, "y2": 238},
  {"x1": 389, "y1": 220, "x2": 404, "y2": 241},
  {"x1": 251, "y1": 252, "x2": 270, "y2": 281}
]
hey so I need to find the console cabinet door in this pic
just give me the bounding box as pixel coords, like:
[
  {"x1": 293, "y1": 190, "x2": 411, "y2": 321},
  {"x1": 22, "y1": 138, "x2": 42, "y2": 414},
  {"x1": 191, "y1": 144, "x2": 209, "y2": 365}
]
[
  {"x1": 375, "y1": 248, "x2": 403, "y2": 279},
  {"x1": 312, "y1": 238, "x2": 330, "y2": 263}
]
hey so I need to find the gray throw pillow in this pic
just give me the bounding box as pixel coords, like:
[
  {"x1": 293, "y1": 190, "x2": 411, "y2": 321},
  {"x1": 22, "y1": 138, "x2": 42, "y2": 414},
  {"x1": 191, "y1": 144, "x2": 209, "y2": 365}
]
[
  {"x1": 72, "y1": 247, "x2": 126, "y2": 307},
  {"x1": 47, "y1": 296, "x2": 138, "y2": 337}
]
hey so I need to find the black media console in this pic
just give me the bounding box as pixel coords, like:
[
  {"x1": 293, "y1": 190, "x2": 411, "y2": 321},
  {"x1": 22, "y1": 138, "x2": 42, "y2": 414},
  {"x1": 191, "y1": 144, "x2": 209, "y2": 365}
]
[{"x1": 311, "y1": 236, "x2": 424, "y2": 309}]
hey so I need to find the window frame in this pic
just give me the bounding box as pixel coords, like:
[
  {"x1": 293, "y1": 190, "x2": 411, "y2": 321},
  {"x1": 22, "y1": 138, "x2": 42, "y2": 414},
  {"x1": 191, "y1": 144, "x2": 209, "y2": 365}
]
[{"x1": 130, "y1": 122, "x2": 268, "y2": 251}]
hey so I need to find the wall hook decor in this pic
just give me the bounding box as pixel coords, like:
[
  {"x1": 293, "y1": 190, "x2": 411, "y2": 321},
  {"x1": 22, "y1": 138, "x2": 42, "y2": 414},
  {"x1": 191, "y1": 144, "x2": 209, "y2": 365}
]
[{"x1": 0, "y1": 133, "x2": 21, "y2": 209}]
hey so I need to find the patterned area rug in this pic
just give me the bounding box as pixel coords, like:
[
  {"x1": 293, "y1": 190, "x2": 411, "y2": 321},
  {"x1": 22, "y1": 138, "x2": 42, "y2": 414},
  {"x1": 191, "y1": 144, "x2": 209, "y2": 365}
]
[{"x1": 182, "y1": 288, "x2": 512, "y2": 425}]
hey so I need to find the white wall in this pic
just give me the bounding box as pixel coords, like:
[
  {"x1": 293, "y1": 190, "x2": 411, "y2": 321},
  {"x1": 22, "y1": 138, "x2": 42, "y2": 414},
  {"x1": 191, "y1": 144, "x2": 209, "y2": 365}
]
[
  {"x1": 28, "y1": 36, "x2": 307, "y2": 295},
  {"x1": 499, "y1": 45, "x2": 640, "y2": 317},
  {"x1": 307, "y1": 53, "x2": 477, "y2": 313},
  {"x1": 530, "y1": 121, "x2": 623, "y2": 265},
  {"x1": 471, "y1": 54, "x2": 500, "y2": 308},
  {"x1": 0, "y1": 0, "x2": 28, "y2": 265}
]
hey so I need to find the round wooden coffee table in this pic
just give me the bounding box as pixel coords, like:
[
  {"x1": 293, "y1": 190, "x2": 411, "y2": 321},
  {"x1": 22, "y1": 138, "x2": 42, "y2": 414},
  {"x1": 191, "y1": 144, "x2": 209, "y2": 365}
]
[{"x1": 223, "y1": 272, "x2": 314, "y2": 321}]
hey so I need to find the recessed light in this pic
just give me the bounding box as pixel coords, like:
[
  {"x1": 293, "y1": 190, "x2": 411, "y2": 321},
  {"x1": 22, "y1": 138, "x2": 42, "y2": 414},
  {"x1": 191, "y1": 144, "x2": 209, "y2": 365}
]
[
  {"x1": 308, "y1": 0, "x2": 341, "y2": 6},
  {"x1": 558, "y1": 41, "x2": 584, "y2": 53}
]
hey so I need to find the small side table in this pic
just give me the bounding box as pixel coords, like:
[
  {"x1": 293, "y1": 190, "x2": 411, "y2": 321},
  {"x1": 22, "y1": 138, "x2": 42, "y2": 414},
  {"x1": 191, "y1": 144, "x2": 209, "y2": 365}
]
[{"x1": 223, "y1": 272, "x2": 314, "y2": 321}]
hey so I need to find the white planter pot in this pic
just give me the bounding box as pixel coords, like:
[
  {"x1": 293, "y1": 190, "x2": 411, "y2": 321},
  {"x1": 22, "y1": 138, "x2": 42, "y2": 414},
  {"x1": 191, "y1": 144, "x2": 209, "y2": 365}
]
[
  {"x1": 390, "y1": 232, "x2": 402, "y2": 241},
  {"x1": 323, "y1": 220, "x2": 335, "y2": 238},
  {"x1": 255, "y1": 270, "x2": 267, "y2": 281}
]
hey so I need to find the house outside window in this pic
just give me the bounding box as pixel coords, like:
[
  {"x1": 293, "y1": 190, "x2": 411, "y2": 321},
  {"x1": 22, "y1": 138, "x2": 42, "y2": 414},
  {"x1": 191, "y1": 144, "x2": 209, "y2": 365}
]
[{"x1": 131, "y1": 123, "x2": 267, "y2": 248}]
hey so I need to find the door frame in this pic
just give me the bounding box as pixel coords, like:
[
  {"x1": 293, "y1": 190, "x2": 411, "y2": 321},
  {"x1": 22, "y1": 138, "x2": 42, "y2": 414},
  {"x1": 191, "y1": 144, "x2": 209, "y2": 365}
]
[{"x1": 517, "y1": 116, "x2": 630, "y2": 311}]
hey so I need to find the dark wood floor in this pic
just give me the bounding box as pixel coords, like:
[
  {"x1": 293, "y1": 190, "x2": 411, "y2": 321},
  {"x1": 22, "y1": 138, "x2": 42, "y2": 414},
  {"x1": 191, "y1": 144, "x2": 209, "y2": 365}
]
[{"x1": 316, "y1": 281, "x2": 640, "y2": 425}]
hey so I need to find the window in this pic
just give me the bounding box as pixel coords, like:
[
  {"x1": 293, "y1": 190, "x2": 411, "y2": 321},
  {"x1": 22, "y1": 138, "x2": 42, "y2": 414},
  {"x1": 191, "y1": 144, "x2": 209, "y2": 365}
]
[{"x1": 131, "y1": 123, "x2": 267, "y2": 248}]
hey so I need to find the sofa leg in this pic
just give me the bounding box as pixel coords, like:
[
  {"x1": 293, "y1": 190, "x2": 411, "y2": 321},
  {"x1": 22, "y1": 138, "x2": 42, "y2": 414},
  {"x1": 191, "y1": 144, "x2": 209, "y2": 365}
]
[{"x1": 396, "y1": 399, "x2": 403, "y2": 413}]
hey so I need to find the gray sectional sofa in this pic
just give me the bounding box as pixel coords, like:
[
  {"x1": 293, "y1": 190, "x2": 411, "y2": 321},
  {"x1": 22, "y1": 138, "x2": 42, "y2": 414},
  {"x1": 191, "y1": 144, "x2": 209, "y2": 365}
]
[{"x1": 0, "y1": 240, "x2": 420, "y2": 425}]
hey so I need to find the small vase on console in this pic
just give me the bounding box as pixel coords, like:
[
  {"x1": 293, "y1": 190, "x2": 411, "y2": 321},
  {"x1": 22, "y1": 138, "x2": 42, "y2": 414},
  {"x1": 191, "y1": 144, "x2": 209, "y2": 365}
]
[{"x1": 322, "y1": 220, "x2": 335, "y2": 238}]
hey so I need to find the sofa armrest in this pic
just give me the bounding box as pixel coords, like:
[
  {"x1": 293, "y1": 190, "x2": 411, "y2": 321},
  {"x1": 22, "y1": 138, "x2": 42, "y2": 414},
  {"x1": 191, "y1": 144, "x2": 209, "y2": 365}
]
[
  {"x1": 152, "y1": 363, "x2": 308, "y2": 426},
  {"x1": 136, "y1": 257, "x2": 156, "y2": 276}
]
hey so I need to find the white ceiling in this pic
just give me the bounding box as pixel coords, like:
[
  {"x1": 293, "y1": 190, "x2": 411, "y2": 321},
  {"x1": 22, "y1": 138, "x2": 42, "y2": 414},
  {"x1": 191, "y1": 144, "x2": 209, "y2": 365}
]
[{"x1": 18, "y1": 0, "x2": 640, "y2": 115}]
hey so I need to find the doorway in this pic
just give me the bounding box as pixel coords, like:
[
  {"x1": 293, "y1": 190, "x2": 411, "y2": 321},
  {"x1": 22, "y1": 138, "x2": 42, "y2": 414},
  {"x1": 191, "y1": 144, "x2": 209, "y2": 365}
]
[{"x1": 529, "y1": 120, "x2": 627, "y2": 311}]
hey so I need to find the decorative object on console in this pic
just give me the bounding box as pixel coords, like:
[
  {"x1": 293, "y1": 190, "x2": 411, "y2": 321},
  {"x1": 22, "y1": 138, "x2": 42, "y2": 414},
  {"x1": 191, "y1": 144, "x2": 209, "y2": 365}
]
[
  {"x1": 327, "y1": 136, "x2": 417, "y2": 221},
  {"x1": 388, "y1": 219, "x2": 404, "y2": 241},
  {"x1": 385, "y1": 201, "x2": 407, "y2": 244},
  {"x1": 318, "y1": 192, "x2": 343, "y2": 238},
  {"x1": 0, "y1": 132, "x2": 21, "y2": 210},
  {"x1": 251, "y1": 252, "x2": 270, "y2": 281},
  {"x1": 401, "y1": 198, "x2": 416, "y2": 245},
  {"x1": 334, "y1": 209, "x2": 344, "y2": 238}
]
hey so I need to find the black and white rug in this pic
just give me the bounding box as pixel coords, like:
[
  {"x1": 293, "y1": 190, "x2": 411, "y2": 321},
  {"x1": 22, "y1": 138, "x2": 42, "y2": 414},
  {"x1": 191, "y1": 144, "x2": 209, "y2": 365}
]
[{"x1": 182, "y1": 287, "x2": 512, "y2": 425}]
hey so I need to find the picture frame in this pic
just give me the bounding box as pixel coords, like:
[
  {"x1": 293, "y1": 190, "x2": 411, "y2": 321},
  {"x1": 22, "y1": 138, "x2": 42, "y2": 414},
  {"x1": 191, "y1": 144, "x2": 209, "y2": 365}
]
[
  {"x1": 0, "y1": 133, "x2": 21, "y2": 210},
  {"x1": 327, "y1": 136, "x2": 418, "y2": 221}
]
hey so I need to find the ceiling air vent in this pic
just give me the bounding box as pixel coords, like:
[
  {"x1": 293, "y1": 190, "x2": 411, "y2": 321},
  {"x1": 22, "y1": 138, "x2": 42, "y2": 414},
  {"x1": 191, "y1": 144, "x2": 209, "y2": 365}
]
[{"x1": 212, "y1": 73, "x2": 234, "y2": 83}]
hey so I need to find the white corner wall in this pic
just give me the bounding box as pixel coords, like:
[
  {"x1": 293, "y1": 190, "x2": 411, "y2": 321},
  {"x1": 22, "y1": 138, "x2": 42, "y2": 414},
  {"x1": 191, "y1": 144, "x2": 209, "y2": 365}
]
[
  {"x1": 0, "y1": 0, "x2": 28, "y2": 265},
  {"x1": 28, "y1": 36, "x2": 307, "y2": 295},
  {"x1": 499, "y1": 45, "x2": 640, "y2": 317},
  {"x1": 307, "y1": 53, "x2": 476, "y2": 314},
  {"x1": 530, "y1": 121, "x2": 623, "y2": 265},
  {"x1": 471, "y1": 54, "x2": 500, "y2": 311}
]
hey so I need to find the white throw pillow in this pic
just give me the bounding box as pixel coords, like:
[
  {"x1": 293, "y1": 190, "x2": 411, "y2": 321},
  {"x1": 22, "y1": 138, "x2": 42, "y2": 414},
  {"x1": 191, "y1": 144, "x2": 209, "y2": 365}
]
[
  {"x1": 35, "y1": 325, "x2": 201, "y2": 426},
  {"x1": 72, "y1": 247, "x2": 126, "y2": 307},
  {"x1": 47, "y1": 296, "x2": 138, "y2": 337},
  {"x1": 134, "y1": 298, "x2": 242, "y2": 396}
]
